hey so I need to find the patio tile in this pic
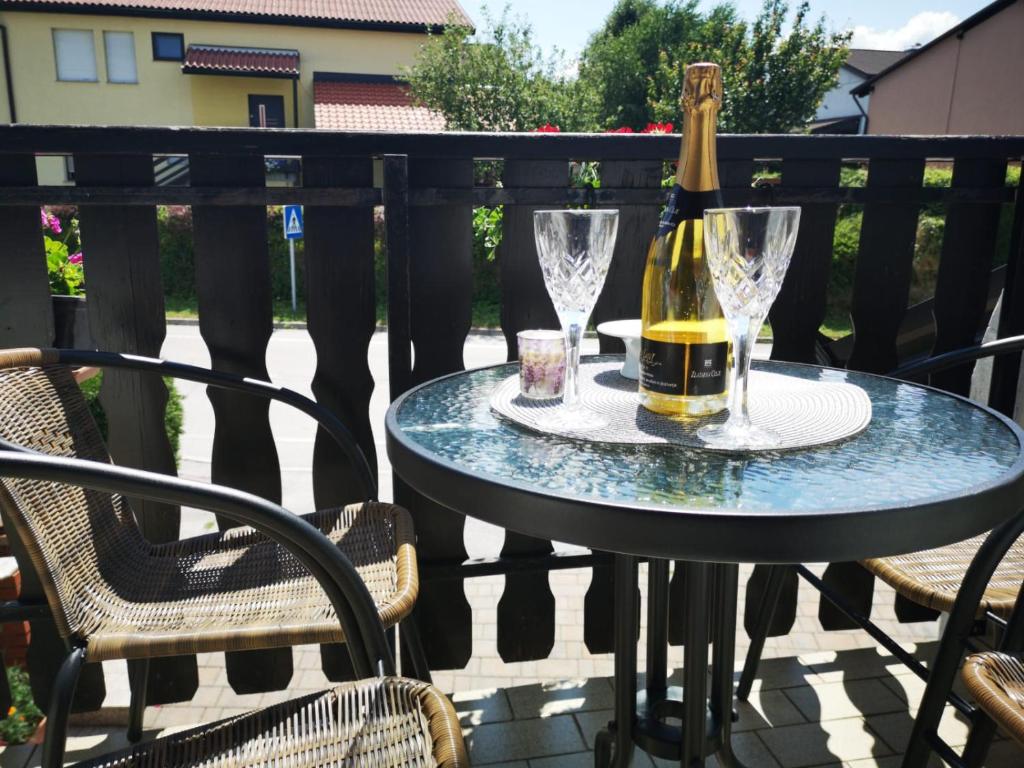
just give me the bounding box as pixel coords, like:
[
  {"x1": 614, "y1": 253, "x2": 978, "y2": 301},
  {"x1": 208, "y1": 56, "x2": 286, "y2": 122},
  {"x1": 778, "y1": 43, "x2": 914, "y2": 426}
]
[
  {"x1": 783, "y1": 679, "x2": 906, "y2": 722},
  {"x1": 733, "y1": 688, "x2": 807, "y2": 732},
  {"x1": 866, "y1": 708, "x2": 971, "y2": 752},
  {"x1": 979, "y1": 738, "x2": 1024, "y2": 767},
  {"x1": 572, "y1": 708, "x2": 613, "y2": 750},
  {"x1": 480, "y1": 763, "x2": 528, "y2": 768},
  {"x1": 465, "y1": 714, "x2": 585, "y2": 764},
  {"x1": 505, "y1": 678, "x2": 614, "y2": 719},
  {"x1": 757, "y1": 716, "x2": 892, "y2": 767},
  {"x1": 801, "y1": 647, "x2": 914, "y2": 683},
  {"x1": 739, "y1": 656, "x2": 821, "y2": 692},
  {"x1": 528, "y1": 752, "x2": 594, "y2": 767},
  {"x1": 451, "y1": 687, "x2": 514, "y2": 726}
]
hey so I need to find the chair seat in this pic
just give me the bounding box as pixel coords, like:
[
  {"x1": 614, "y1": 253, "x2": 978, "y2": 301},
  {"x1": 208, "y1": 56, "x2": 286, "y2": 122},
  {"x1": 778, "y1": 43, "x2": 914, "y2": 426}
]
[
  {"x1": 81, "y1": 502, "x2": 417, "y2": 661},
  {"x1": 860, "y1": 533, "x2": 1024, "y2": 619},
  {"x1": 73, "y1": 676, "x2": 468, "y2": 767},
  {"x1": 963, "y1": 652, "x2": 1024, "y2": 747}
]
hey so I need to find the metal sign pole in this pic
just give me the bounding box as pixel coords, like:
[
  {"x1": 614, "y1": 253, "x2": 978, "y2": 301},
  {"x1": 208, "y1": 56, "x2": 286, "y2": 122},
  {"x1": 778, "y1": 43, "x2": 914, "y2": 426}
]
[{"x1": 289, "y1": 238, "x2": 297, "y2": 314}]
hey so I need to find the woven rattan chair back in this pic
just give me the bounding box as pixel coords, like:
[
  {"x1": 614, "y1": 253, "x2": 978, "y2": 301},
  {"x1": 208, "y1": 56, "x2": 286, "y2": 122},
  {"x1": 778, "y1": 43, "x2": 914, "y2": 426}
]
[{"x1": 0, "y1": 348, "x2": 148, "y2": 640}]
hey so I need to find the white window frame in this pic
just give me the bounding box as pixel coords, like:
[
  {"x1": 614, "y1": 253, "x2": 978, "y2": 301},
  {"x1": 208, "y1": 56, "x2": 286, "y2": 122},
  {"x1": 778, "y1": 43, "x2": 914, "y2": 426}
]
[
  {"x1": 103, "y1": 30, "x2": 138, "y2": 84},
  {"x1": 53, "y1": 29, "x2": 98, "y2": 83}
]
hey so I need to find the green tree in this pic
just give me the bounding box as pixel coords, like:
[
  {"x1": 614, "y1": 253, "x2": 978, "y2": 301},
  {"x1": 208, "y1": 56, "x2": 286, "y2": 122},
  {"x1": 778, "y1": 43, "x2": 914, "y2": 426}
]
[
  {"x1": 405, "y1": 7, "x2": 597, "y2": 132},
  {"x1": 580, "y1": 0, "x2": 850, "y2": 133}
]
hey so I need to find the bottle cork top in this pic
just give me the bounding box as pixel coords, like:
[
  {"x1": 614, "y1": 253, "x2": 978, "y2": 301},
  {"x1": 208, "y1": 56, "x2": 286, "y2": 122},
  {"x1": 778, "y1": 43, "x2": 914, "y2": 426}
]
[{"x1": 681, "y1": 62, "x2": 722, "y2": 111}]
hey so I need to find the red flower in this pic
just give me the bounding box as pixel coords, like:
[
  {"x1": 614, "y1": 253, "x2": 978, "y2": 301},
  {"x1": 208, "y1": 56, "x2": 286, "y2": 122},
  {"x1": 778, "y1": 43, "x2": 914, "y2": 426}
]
[
  {"x1": 642, "y1": 122, "x2": 674, "y2": 134},
  {"x1": 604, "y1": 126, "x2": 634, "y2": 134},
  {"x1": 533, "y1": 123, "x2": 560, "y2": 133}
]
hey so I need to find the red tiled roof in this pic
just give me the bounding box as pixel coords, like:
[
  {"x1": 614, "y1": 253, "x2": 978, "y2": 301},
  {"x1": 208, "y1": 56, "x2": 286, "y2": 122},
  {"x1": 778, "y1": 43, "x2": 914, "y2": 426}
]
[
  {"x1": 314, "y1": 78, "x2": 444, "y2": 132},
  {"x1": 0, "y1": 0, "x2": 473, "y2": 28},
  {"x1": 183, "y1": 44, "x2": 299, "y2": 77}
]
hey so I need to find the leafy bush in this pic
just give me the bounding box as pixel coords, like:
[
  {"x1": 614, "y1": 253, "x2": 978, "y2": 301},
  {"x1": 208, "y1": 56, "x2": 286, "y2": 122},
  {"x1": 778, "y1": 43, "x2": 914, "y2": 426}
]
[
  {"x1": 80, "y1": 373, "x2": 184, "y2": 464},
  {"x1": 0, "y1": 667, "x2": 43, "y2": 745},
  {"x1": 41, "y1": 208, "x2": 85, "y2": 296}
]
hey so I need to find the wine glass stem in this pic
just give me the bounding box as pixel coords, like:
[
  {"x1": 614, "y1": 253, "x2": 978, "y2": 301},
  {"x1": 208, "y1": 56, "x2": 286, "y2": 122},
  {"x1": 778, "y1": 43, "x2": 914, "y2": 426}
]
[
  {"x1": 727, "y1": 315, "x2": 760, "y2": 429},
  {"x1": 562, "y1": 316, "x2": 584, "y2": 409}
]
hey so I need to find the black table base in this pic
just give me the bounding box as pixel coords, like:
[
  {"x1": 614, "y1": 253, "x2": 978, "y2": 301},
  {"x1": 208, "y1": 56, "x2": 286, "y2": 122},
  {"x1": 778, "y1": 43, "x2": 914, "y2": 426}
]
[{"x1": 595, "y1": 557, "x2": 747, "y2": 768}]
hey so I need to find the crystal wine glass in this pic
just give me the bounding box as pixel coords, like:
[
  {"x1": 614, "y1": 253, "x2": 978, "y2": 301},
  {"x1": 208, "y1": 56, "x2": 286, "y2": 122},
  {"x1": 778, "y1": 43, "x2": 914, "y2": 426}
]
[
  {"x1": 698, "y1": 207, "x2": 801, "y2": 450},
  {"x1": 533, "y1": 209, "x2": 619, "y2": 429}
]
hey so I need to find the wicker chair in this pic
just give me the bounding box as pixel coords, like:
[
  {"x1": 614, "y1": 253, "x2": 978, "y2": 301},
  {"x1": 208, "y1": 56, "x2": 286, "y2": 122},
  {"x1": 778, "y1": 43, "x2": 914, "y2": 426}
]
[
  {"x1": 0, "y1": 348, "x2": 431, "y2": 767},
  {"x1": 963, "y1": 652, "x2": 1024, "y2": 752},
  {"x1": 73, "y1": 676, "x2": 469, "y2": 767}
]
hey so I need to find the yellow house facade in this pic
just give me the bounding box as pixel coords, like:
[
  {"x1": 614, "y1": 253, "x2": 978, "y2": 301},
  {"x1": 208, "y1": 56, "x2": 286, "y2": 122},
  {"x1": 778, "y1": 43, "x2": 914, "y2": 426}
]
[{"x1": 0, "y1": 0, "x2": 466, "y2": 180}]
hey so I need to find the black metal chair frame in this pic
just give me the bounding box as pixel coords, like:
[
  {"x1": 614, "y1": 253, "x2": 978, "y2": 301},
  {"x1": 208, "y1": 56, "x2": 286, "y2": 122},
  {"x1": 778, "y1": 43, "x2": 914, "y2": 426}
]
[
  {"x1": 0, "y1": 349, "x2": 431, "y2": 767},
  {"x1": 739, "y1": 334, "x2": 1024, "y2": 768}
]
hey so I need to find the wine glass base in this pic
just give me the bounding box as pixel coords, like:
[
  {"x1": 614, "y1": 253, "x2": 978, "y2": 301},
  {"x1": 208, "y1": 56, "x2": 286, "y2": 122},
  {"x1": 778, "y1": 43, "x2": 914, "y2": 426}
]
[
  {"x1": 537, "y1": 407, "x2": 609, "y2": 432},
  {"x1": 698, "y1": 420, "x2": 781, "y2": 451}
]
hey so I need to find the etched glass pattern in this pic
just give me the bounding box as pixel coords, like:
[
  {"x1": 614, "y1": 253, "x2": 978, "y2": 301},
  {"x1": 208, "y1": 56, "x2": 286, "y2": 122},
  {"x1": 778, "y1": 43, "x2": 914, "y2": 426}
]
[{"x1": 533, "y1": 209, "x2": 618, "y2": 428}]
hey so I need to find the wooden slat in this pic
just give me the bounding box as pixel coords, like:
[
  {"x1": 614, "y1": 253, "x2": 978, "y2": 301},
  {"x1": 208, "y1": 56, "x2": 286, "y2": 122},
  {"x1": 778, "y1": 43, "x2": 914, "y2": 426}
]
[
  {"x1": 190, "y1": 153, "x2": 290, "y2": 694},
  {"x1": 498, "y1": 160, "x2": 564, "y2": 359},
  {"x1": 74, "y1": 153, "x2": 199, "y2": 706},
  {"x1": 494, "y1": 159, "x2": 567, "y2": 662},
  {"x1": 671, "y1": 159, "x2": 755, "y2": 646},
  {"x1": 817, "y1": 562, "x2": 874, "y2": 630},
  {"x1": 990, "y1": 181, "x2": 1024, "y2": 415},
  {"x1": 302, "y1": 155, "x2": 379, "y2": 680},
  {"x1": 0, "y1": 156, "x2": 53, "y2": 347},
  {"x1": 743, "y1": 564, "x2": 798, "y2": 639},
  {"x1": 393, "y1": 157, "x2": 473, "y2": 669},
  {"x1": 4, "y1": 124, "x2": 1024, "y2": 164},
  {"x1": 592, "y1": 159, "x2": 662, "y2": 344},
  {"x1": 0, "y1": 183, "x2": 1014, "y2": 208},
  {"x1": 581, "y1": 159, "x2": 661, "y2": 654},
  {"x1": 769, "y1": 159, "x2": 842, "y2": 363},
  {"x1": 0, "y1": 155, "x2": 104, "y2": 711},
  {"x1": 847, "y1": 158, "x2": 926, "y2": 373}
]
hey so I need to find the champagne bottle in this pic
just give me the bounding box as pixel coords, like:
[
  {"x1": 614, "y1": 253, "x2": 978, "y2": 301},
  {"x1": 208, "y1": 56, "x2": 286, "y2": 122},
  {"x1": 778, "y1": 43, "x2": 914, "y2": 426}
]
[{"x1": 639, "y1": 62, "x2": 729, "y2": 416}]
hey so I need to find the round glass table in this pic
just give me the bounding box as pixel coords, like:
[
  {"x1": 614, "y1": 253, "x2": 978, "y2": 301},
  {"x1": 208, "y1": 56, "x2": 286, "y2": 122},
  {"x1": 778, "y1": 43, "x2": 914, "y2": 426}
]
[{"x1": 386, "y1": 357, "x2": 1024, "y2": 767}]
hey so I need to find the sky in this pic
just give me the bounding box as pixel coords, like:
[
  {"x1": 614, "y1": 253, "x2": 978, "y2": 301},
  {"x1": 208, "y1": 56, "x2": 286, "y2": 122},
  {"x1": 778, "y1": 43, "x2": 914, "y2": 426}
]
[{"x1": 455, "y1": 1, "x2": 994, "y2": 60}]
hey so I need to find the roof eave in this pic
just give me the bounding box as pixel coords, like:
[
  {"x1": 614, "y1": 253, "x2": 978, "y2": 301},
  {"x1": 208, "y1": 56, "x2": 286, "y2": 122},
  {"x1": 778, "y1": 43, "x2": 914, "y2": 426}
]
[{"x1": 0, "y1": 1, "x2": 468, "y2": 34}]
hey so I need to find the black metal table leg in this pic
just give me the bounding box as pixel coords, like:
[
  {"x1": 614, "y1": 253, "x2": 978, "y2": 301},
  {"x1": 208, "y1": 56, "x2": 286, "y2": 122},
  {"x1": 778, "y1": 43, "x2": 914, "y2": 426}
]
[
  {"x1": 681, "y1": 562, "x2": 711, "y2": 767},
  {"x1": 646, "y1": 559, "x2": 670, "y2": 700},
  {"x1": 712, "y1": 563, "x2": 752, "y2": 768},
  {"x1": 596, "y1": 553, "x2": 639, "y2": 768}
]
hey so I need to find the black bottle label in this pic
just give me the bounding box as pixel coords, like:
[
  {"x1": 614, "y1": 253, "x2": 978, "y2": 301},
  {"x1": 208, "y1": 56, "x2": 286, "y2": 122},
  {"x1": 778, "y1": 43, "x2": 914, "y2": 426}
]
[
  {"x1": 640, "y1": 337, "x2": 728, "y2": 396},
  {"x1": 657, "y1": 184, "x2": 723, "y2": 237}
]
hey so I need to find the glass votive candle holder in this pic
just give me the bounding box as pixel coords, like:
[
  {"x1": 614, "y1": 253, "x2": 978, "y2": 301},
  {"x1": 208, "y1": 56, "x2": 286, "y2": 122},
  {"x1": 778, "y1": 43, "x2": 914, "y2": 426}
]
[{"x1": 518, "y1": 330, "x2": 566, "y2": 400}]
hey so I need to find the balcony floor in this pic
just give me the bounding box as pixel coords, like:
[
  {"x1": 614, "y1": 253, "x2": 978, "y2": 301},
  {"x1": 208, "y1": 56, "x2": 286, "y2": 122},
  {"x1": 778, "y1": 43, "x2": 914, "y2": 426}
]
[{"x1": 0, "y1": 326, "x2": 1018, "y2": 767}]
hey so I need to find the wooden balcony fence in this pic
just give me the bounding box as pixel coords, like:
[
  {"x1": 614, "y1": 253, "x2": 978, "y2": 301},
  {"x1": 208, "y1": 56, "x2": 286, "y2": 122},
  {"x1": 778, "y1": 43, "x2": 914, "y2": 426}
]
[{"x1": 0, "y1": 125, "x2": 1022, "y2": 713}]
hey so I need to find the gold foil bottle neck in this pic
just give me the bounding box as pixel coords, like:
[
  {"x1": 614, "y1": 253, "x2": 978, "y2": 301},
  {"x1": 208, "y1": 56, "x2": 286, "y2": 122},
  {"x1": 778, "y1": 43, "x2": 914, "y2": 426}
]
[{"x1": 681, "y1": 63, "x2": 722, "y2": 113}]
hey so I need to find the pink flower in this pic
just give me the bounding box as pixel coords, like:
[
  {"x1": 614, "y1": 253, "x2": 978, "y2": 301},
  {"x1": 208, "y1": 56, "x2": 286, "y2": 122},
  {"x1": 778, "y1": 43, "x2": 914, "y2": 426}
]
[
  {"x1": 604, "y1": 126, "x2": 634, "y2": 134},
  {"x1": 533, "y1": 123, "x2": 560, "y2": 133},
  {"x1": 68, "y1": 252, "x2": 83, "y2": 265},
  {"x1": 642, "y1": 122, "x2": 674, "y2": 134},
  {"x1": 46, "y1": 213, "x2": 62, "y2": 234},
  {"x1": 40, "y1": 208, "x2": 48, "y2": 228}
]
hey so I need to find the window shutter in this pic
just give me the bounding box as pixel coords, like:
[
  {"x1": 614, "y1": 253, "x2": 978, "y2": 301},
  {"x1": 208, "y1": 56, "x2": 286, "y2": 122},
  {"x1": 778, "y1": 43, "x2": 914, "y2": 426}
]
[
  {"x1": 104, "y1": 31, "x2": 137, "y2": 83},
  {"x1": 53, "y1": 29, "x2": 97, "y2": 82}
]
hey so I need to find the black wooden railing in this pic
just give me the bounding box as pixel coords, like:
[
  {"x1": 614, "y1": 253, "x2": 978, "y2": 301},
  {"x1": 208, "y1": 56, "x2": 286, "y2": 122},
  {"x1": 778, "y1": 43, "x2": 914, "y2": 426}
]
[{"x1": 0, "y1": 125, "x2": 1022, "y2": 711}]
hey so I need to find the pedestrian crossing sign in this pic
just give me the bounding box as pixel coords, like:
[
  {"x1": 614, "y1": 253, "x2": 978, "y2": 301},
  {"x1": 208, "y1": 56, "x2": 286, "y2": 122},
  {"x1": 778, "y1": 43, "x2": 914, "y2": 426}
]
[{"x1": 283, "y1": 205, "x2": 303, "y2": 239}]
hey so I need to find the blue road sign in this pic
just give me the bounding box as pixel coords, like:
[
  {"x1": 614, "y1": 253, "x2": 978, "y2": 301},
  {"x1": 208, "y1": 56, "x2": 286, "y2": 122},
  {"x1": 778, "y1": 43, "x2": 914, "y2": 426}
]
[{"x1": 283, "y1": 205, "x2": 303, "y2": 239}]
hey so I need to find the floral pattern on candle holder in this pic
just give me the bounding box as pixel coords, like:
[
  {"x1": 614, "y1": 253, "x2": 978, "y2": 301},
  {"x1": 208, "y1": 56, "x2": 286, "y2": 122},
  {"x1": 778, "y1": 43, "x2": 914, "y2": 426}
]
[{"x1": 518, "y1": 330, "x2": 566, "y2": 399}]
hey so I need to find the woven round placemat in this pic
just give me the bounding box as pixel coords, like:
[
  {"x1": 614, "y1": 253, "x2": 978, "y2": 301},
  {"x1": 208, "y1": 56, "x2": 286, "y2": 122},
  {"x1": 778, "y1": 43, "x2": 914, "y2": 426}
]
[{"x1": 489, "y1": 360, "x2": 872, "y2": 452}]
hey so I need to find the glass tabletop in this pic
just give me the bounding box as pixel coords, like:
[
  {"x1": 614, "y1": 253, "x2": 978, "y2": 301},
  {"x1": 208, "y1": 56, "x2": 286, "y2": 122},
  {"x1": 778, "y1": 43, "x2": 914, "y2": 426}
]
[{"x1": 392, "y1": 358, "x2": 1023, "y2": 517}]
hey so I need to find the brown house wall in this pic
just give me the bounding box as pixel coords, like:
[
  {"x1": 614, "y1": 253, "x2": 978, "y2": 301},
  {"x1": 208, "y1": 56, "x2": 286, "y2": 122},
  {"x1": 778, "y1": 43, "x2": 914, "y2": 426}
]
[{"x1": 866, "y1": 0, "x2": 1024, "y2": 135}]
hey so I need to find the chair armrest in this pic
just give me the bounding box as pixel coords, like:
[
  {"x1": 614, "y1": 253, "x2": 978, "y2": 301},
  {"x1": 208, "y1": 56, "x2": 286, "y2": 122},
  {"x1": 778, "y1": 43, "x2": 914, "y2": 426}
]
[
  {"x1": 53, "y1": 349, "x2": 377, "y2": 502},
  {"x1": 889, "y1": 335, "x2": 1024, "y2": 381},
  {"x1": 0, "y1": 446, "x2": 394, "y2": 678}
]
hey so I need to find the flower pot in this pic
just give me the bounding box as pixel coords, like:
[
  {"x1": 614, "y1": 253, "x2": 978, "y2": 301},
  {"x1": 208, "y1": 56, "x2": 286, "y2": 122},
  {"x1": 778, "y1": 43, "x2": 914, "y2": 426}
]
[{"x1": 51, "y1": 295, "x2": 94, "y2": 350}]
